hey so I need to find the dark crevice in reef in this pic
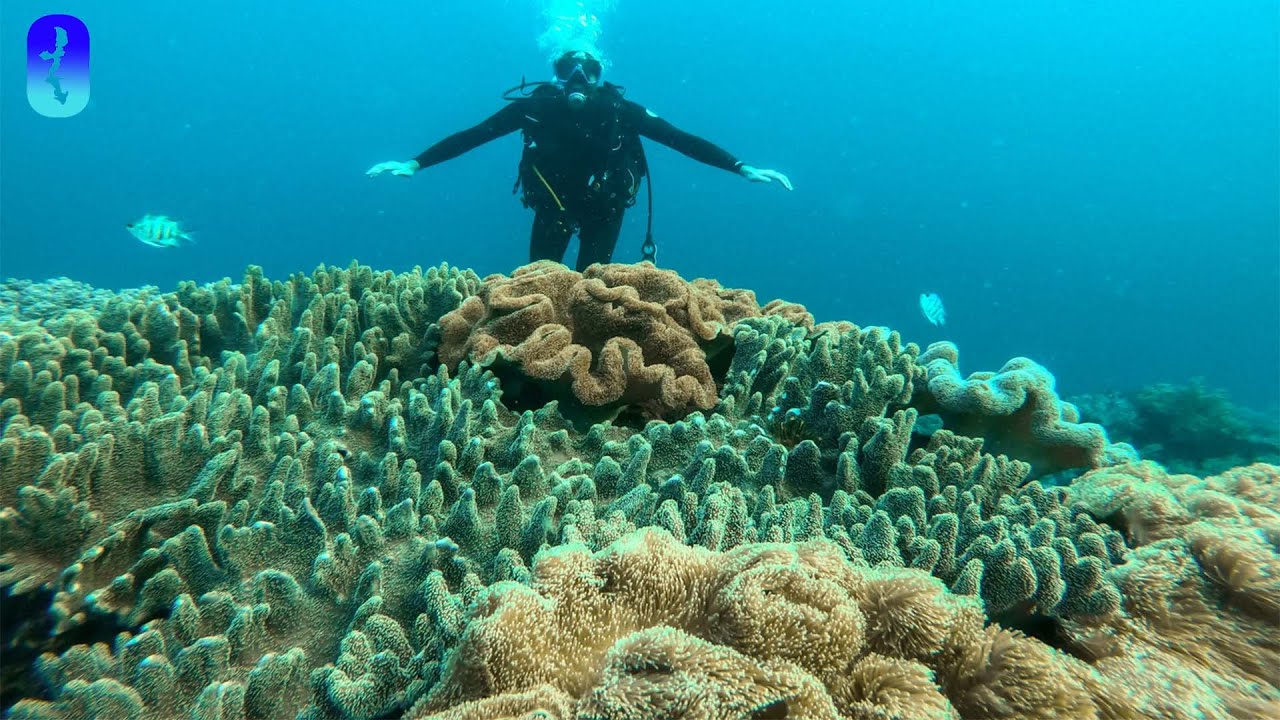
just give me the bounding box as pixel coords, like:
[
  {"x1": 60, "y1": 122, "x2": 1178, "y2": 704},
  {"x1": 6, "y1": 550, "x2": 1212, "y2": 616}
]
[
  {"x1": 0, "y1": 581, "x2": 57, "y2": 713},
  {"x1": 490, "y1": 366, "x2": 556, "y2": 416},
  {"x1": 371, "y1": 705, "x2": 413, "y2": 720},
  {"x1": 1096, "y1": 511, "x2": 1131, "y2": 543},
  {"x1": 989, "y1": 604, "x2": 1092, "y2": 662},
  {"x1": 704, "y1": 335, "x2": 736, "y2": 389},
  {"x1": 610, "y1": 405, "x2": 656, "y2": 432},
  {"x1": 1, "y1": 582, "x2": 149, "y2": 714},
  {"x1": 490, "y1": 365, "x2": 633, "y2": 432},
  {"x1": 751, "y1": 699, "x2": 790, "y2": 719},
  {"x1": 907, "y1": 425, "x2": 935, "y2": 455}
]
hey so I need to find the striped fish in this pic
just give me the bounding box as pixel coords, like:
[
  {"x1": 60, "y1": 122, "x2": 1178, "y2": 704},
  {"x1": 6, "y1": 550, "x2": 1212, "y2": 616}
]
[
  {"x1": 919, "y1": 292, "x2": 946, "y2": 327},
  {"x1": 126, "y1": 214, "x2": 195, "y2": 248}
]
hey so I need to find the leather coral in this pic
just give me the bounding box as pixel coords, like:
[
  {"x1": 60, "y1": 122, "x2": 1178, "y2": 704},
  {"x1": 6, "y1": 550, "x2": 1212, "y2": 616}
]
[{"x1": 436, "y1": 261, "x2": 811, "y2": 421}]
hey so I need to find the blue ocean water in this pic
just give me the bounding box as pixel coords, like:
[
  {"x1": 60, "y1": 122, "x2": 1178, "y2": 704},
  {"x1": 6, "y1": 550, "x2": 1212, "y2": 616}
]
[{"x1": 2, "y1": 0, "x2": 1277, "y2": 415}]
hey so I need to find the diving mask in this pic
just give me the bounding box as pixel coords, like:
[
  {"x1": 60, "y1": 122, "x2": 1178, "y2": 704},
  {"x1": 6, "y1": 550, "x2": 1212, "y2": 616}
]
[{"x1": 554, "y1": 51, "x2": 602, "y2": 108}]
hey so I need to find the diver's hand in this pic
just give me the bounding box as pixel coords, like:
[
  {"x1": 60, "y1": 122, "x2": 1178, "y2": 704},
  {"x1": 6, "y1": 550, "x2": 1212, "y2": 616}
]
[
  {"x1": 738, "y1": 164, "x2": 793, "y2": 191},
  {"x1": 366, "y1": 160, "x2": 420, "y2": 178}
]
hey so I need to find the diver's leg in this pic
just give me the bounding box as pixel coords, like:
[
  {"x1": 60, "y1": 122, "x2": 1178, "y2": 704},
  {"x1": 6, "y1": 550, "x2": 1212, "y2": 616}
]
[
  {"x1": 529, "y1": 210, "x2": 574, "y2": 264},
  {"x1": 576, "y1": 209, "x2": 624, "y2": 271}
]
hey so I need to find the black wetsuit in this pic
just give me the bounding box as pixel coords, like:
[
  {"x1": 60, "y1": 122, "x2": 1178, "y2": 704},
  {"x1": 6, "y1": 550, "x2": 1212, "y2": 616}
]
[{"x1": 413, "y1": 83, "x2": 743, "y2": 270}]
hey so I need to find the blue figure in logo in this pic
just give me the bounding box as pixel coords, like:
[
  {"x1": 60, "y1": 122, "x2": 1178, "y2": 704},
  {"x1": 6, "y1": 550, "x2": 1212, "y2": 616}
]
[{"x1": 38, "y1": 26, "x2": 69, "y2": 104}]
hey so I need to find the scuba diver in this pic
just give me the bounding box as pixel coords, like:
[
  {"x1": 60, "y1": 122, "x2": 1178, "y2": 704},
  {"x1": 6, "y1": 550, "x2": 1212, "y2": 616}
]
[{"x1": 366, "y1": 50, "x2": 792, "y2": 271}]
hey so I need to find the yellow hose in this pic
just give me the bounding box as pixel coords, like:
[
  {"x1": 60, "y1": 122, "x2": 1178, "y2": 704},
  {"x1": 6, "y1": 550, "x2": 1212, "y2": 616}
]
[{"x1": 531, "y1": 165, "x2": 565, "y2": 211}]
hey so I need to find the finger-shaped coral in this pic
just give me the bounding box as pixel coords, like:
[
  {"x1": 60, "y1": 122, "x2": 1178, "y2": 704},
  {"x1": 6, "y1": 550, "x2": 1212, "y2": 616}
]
[
  {"x1": 763, "y1": 324, "x2": 921, "y2": 463},
  {"x1": 819, "y1": 427, "x2": 1127, "y2": 621},
  {"x1": 0, "y1": 264, "x2": 484, "y2": 718},
  {"x1": 718, "y1": 315, "x2": 814, "y2": 418}
]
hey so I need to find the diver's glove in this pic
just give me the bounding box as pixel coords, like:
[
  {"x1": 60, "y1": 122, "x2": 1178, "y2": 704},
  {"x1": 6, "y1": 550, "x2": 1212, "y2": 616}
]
[
  {"x1": 737, "y1": 163, "x2": 793, "y2": 191},
  {"x1": 366, "y1": 160, "x2": 420, "y2": 178}
]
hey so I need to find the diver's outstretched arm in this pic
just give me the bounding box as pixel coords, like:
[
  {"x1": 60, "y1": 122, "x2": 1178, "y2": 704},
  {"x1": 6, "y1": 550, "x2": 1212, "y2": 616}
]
[
  {"x1": 623, "y1": 100, "x2": 792, "y2": 190},
  {"x1": 367, "y1": 102, "x2": 525, "y2": 178}
]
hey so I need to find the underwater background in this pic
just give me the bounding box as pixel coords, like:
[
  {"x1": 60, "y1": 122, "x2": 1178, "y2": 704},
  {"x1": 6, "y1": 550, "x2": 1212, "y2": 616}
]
[
  {"x1": 4, "y1": 3, "x2": 1280, "y2": 717},
  {"x1": 2, "y1": 0, "x2": 1278, "y2": 417}
]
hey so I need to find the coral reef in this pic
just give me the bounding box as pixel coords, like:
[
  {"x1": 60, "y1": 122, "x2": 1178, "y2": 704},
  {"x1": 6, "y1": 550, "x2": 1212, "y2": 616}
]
[
  {"x1": 0, "y1": 259, "x2": 1271, "y2": 719},
  {"x1": 1073, "y1": 380, "x2": 1280, "y2": 475},
  {"x1": 0, "y1": 278, "x2": 158, "y2": 325}
]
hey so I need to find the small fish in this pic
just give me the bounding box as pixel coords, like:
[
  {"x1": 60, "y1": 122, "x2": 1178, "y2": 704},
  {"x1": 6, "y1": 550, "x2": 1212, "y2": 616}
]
[
  {"x1": 126, "y1": 214, "x2": 195, "y2": 248},
  {"x1": 919, "y1": 292, "x2": 946, "y2": 327}
]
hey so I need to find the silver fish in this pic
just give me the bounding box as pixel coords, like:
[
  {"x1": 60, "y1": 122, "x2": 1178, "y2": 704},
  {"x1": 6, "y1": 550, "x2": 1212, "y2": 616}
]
[
  {"x1": 919, "y1": 292, "x2": 946, "y2": 327},
  {"x1": 127, "y1": 214, "x2": 194, "y2": 248}
]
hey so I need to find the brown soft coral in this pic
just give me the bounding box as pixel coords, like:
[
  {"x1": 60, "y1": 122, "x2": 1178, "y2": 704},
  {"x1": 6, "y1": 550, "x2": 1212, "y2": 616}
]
[
  {"x1": 436, "y1": 261, "x2": 812, "y2": 420},
  {"x1": 407, "y1": 528, "x2": 1124, "y2": 720},
  {"x1": 575, "y1": 627, "x2": 840, "y2": 720},
  {"x1": 704, "y1": 560, "x2": 867, "y2": 679},
  {"x1": 848, "y1": 566, "x2": 986, "y2": 665},
  {"x1": 418, "y1": 685, "x2": 574, "y2": 720},
  {"x1": 830, "y1": 654, "x2": 957, "y2": 720},
  {"x1": 1068, "y1": 461, "x2": 1280, "y2": 623},
  {"x1": 1063, "y1": 462, "x2": 1280, "y2": 715},
  {"x1": 940, "y1": 625, "x2": 1098, "y2": 720}
]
